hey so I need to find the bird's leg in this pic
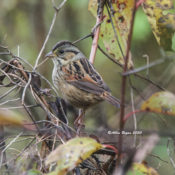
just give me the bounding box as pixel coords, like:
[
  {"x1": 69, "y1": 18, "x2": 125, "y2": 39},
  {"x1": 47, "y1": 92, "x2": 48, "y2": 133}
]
[{"x1": 74, "y1": 109, "x2": 85, "y2": 134}]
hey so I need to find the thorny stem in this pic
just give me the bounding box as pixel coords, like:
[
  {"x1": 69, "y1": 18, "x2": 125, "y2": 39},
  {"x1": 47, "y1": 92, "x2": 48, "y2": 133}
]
[
  {"x1": 89, "y1": 0, "x2": 105, "y2": 64},
  {"x1": 117, "y1": 2, "x2": 136, "y2": 164}
]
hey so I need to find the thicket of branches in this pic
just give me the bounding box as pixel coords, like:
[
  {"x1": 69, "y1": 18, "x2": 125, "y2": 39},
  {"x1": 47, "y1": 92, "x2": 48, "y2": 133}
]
[{"x1": 0, "y1": 0, "x2": 175, "y2": 175}]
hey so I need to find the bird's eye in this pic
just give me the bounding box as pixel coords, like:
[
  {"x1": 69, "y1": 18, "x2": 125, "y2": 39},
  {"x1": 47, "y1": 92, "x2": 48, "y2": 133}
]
[{"x1": 59, "y1": 50, "x2": 64, "y2": 54}]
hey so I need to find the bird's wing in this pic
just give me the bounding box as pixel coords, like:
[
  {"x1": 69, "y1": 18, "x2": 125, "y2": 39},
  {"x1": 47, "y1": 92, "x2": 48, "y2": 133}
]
[{"x1": 64, "y1": 58, "x2": 111, "y2": 95}]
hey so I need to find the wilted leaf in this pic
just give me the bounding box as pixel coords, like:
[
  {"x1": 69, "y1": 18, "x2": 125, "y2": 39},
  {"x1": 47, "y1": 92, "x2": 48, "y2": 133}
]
[
  {"x1": 88, "y1": 0, "x2": 135, "y2": 68},
  {"x1": 141, "y1": 91, "x2": 175, "y2": 116},
  {"x1": 45, "y1": 137, "x2": 103, "y2": 175},
  {"x1": 142, "y1": 0, "x2": 175, "y2": 50},
  {"x1": 127, "y1": 163, "x2": 159, "y2": 175},
  {"x1": 0, "y1": 109, "x2": 24, "y2": 125}
]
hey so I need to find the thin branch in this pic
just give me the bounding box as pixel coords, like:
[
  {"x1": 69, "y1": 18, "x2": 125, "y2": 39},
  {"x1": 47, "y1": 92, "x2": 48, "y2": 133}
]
[
  {"x1": 0, "y1": 59, "x2": 32, "y2": 74},
  {"x1": 167, "y1": 138, "x2": 175, "y2": 169},
  {"x1": 89, "y1": 0, "x2": 105, "y2": 64},
  {"x1": 34, "y1": 0, "x2": 67, "y2": 70},
  {"x1": 98, "y1": 45, "x2": 123, "y2": 67},
  {"x1": 35, "y1": 56, "x2": 50, "y2": 69},
  {"x1": 134, "y1": 134, "x2": 159, "y2": 162},
  {"x1": 0, "y1": 132, "x2": 23, "y2": 168},
  {"x1": 0, "y1": 69, "x2": 21, "y2": 86},
  {"x1": 134, "y1": 73, "x2": 165, "y2": 91},
  {"x1": 123, "y1": 58, "x2": 165, "y2": 76},
  {"x1": 35, "y1": 71, "x2": 59, "y2": 96},
  {"x1": 21, "y1": 73, "x2": 32, "y2": 105},
  {"x1": 2, "y1": 138, "x2": 35, "y2": 167},
  {"x1": 0, "y1": 104, "x2": 38, "y2": 110},
  {"x1": 117, "y1": 1, "x2": 136, "y2": 164},
  {"x1": 130, "y1": 88, "x2": 137, "y2": 147},
  {"x1": 123, "y1": 109, "x2": 142, "y2": 122},
  {"x1": 0, "y1": 98, "x2": 20, "y2": 106},
  {"x1": 0, "y1": 85, "x2": 19, "y2": 100},
  {"x1": 73, "y1": 33, "x2": 93, "y2": 44}
]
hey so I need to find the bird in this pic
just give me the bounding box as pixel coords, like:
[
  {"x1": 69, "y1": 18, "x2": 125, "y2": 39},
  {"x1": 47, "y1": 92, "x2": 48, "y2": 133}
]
[{"x1": 46, "y1": 40, "x2": 120, "y2": 127}]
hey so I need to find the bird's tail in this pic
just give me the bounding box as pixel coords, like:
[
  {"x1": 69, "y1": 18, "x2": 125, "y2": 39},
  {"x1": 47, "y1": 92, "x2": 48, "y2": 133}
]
[{"x1": 104, "y1": 94, "x2": 120, "y2": 108}]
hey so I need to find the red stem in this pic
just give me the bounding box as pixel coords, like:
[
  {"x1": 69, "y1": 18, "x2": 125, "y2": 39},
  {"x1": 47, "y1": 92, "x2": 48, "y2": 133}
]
[
  {"x1": 89, "y1": 21, "x2": 101, "y2": 64},
  {"x1": 118, "y1": 2, "x2": 136, "y2": 164},
  {"x1": 123, "y1": 109, "x2": 143, "y2": 123},
  {"x1": 89, "y1": 0, "x2": 105, "y2": 64},
  {"x1": 136, "y1": 0, "x2": 146, "y2": 9},
  {"x1": 103, "y1": 144, "x2": 118, "y2": 154}
]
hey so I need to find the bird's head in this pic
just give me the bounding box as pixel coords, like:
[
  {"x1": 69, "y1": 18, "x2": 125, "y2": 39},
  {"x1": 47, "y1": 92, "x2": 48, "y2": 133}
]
[{"x1": 45, "y1": 40, "x2": 81, "y2": 66}]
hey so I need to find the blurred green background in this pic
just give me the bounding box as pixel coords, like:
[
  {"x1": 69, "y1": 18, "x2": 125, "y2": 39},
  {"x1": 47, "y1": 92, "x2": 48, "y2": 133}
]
[{"x1": 0, "y1": 0, "x2": 175, "y2": 174}]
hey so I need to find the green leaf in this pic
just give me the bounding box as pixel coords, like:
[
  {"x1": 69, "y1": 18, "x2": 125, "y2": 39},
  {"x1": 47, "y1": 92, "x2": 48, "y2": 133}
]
[
  {"x1": 127, "y1": 163, "x2": 159, "y2": 175},
  {"x1": 142, "y1": 0, "x2": 175, "y2": 51},
  {"x1": 45, "y1": 137, "x2": 103, "y2": 175},
  {"x1": 141, "y1": 91, "x2": 175, "y2": 116},
  {"x1": 88, "y1": 0, "x2": 135, "y2": 68}
]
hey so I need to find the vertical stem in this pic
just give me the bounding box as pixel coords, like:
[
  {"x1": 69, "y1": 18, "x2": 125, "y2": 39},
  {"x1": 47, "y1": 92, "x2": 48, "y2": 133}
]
[
  {"x1": 136, "y1": 0, "x2": 146, "y2": 9},
  {"x1": 89, "y1": 0, "x2": 105, "y2": 64},
  {"x1": 117, "y1": 2, "x2": 136, "y2": 164}
]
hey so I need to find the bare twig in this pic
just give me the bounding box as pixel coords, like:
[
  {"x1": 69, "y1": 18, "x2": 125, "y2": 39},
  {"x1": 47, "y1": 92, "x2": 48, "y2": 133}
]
[
  {"x1": 89, "y1": 0, "x2": 105, "y2": 64},
  {"x1": 2, "y1": 138, "x2": 35, "y2": 167},
  {"x1": 0, "y1": 85, "x2": 19, "y2": 100},
  {"x1": 21, "y1": 73, "x2": 32, "y2": 105},
  {"x1": 134, "y1": 134, "x2": 159, "y2": 162},
  {"x1": 134, "y1": 74, "x2": 165, "y2": 91},
  {"x1": 0, "y1": 69, "x2": 22, "y2": 86},
  {"x1": 34, "y1": 0, "x2": 67, "y2": 70},
  {"x1": 0, "y1": 132, "x2": 23, "y2": 168},
  {"x1": 123, "y1": 58, "x2": 165, "y2": 76},
  {"x1": 117, "y1": 1, "x2": 136, "y2": 164},
  {"x1": 167, "y1": 138, "x2": 175, "y2": 169},
  {"x1": 0, "y1": 98, "x2": 20, "y2": 106},
  {"x1": 98, "y1": 45, "x2": 123, "y2": 67},
  {"x1": 130, "y1": 88, "x2": 137, "y2": 147},
  {"x1": 73, "y1": 33, "x2": 93, "y2": 44},
  {"x1": 0, "y1": 58, "x2": 32, "y2": 74},
  {"x1": 0, "y1": 104, "x2": 38, "y2": 110}
]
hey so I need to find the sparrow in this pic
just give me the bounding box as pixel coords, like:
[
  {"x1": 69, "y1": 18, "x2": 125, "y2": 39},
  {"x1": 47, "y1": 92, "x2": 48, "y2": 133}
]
[{"x1": 46, "y1": 41, "x2": 120, "y2": 126}]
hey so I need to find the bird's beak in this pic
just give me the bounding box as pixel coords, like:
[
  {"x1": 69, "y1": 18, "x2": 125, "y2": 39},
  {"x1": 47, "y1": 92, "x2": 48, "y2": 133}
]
[{"x1": 45, "y1": 51, "x2": 55, "y2": 58}]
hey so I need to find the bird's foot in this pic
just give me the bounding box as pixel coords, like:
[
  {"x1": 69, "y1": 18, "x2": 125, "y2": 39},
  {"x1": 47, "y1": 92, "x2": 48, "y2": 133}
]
[{"x1": 74, "y1": 113, "x2": 85, "y2": 135}]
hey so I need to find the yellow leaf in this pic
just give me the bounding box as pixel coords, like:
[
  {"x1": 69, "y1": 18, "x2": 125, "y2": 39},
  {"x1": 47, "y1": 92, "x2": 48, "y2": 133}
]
[
  {"x1": 141, "y1": 91, "x2": 175, "y2": 116},
  {"x1": 45, "y1": 137, "x2": 103, "y2": 175},
  {"x1": 0, "y1": 109, "x2": 24, "y2": 126},
  {"x1": 127, "y1": 163, "x2": 159, "y2": 175},
  {"x1": 88, "y1": 0, "x2": 135, "y2": 68},
  {"x1": 142, "y1": 0, "x2": 175, "y2": 50}
]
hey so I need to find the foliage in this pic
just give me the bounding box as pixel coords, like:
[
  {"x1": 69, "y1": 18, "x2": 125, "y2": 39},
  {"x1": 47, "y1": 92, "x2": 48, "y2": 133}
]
[{"x1": 0, "y1": 0, "x2": 175, "y2": 175}]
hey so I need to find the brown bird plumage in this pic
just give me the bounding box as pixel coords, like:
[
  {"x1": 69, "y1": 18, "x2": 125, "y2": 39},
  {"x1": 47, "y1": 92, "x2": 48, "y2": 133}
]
[{"x1": 46, "y1": 41, "x2": 120, "y2": 125}]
